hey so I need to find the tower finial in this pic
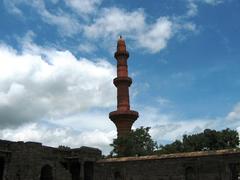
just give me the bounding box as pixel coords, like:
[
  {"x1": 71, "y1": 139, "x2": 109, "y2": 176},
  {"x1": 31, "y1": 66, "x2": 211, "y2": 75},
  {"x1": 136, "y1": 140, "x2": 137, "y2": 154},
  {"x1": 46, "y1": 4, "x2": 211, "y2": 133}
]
[{"x1": 117, "y1": 35, "x2": 126, "y2": 53}]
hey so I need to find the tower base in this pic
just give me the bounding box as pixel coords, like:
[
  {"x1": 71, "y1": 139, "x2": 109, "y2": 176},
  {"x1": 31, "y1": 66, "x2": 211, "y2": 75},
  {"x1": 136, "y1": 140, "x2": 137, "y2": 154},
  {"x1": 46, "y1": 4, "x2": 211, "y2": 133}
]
[{"x1": 109, "y1": 110, "x2": 139, "y2": 138}]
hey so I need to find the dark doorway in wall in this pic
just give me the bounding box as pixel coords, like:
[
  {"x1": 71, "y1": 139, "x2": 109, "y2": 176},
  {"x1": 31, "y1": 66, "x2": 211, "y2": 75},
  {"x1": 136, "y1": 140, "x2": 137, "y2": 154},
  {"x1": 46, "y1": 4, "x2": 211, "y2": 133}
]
[
  {"x1": 84, "y1": 162, "x2": 94, "y2": 180},
  {"x1": 70, "y1": 162, "x2": 80, "y2": 180},
  {"x1": 230, "y1": 163, "x2": 240, "y2": 180},
  {"x1": 114, "y1": 171, "x2": 122, "y2": 180},
  {"x1": 185, "y1": 167, "x2": 196, "y2": 180},
  {"x1": 0, "y1": 158, "x2": 4, "y2": 180},
  {"x1": 40, "y1": 165, "x2": 53, "y2": 180}
]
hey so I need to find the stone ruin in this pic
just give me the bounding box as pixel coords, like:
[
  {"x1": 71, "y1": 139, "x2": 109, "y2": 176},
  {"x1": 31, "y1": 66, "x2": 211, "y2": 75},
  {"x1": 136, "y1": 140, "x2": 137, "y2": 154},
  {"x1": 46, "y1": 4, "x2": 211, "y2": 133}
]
[
  {"x1": 1, "y1": 139, "x2": 240, "y2": 180},
  {"x1": 0, "y1": 139, "x2": 101, "y2": 180}
]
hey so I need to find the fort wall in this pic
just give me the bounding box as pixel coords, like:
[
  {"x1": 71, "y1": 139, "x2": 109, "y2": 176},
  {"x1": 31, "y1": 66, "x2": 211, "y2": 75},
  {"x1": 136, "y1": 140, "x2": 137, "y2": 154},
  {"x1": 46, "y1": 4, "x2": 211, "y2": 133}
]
[
  {"x1": 0, "y1": 139, "x2": 101, "y2": 180},
  {"x1": 95, "y1": 149, "x2": 240, "y2": 180}
]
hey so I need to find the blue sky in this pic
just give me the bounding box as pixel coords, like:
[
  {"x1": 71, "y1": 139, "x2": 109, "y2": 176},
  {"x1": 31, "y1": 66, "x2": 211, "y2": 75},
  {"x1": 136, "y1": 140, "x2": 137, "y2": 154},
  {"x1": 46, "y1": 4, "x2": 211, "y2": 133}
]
[{"x1": 0, "y1": 0, "x2": 240, "y2": 154}]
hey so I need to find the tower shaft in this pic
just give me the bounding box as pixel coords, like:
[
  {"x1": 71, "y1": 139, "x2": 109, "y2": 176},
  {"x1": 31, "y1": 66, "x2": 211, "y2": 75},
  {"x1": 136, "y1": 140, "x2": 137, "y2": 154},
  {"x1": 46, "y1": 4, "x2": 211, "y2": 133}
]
[{"x1": 115, "y1": 59, "x2": 131, "y2": 111}]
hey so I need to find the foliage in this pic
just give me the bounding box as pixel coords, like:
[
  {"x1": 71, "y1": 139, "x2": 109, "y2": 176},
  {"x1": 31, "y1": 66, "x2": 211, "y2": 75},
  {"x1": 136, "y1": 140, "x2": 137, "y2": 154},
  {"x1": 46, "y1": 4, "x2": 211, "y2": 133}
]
[
  {"x1": 157, "y1": 140, "x2": 185, "y2": 154},
  {"x1": 110, "y1": 127, "x2": 158, "y2": 157},
  {"x1": 58, "y1": 145, "x2": 71, "y2": 150},
  {"x1": 156, "y1": 128, "x2": 239, "y2": 154}
]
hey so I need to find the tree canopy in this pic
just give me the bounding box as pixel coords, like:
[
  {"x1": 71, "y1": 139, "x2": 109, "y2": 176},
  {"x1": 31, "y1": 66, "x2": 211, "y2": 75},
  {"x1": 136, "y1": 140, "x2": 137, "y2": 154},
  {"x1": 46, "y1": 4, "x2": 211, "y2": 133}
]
[
  {"x1": 110, "y1": 127, "x2": 239, "y2": 157},
  {"x1": 156, "y1": 128, "x2": 239, "y2": 154},
  {"x1": 110, "y1": 127, "x2": 157, "y2": 157}
]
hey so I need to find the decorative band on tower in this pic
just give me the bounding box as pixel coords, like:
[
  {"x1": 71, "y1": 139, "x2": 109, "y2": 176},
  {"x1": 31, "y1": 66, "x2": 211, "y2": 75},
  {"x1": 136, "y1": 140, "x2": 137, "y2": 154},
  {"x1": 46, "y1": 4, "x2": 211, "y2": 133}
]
[{"x1": 109, "y1": 36, "x2": 139, "y2": 138}]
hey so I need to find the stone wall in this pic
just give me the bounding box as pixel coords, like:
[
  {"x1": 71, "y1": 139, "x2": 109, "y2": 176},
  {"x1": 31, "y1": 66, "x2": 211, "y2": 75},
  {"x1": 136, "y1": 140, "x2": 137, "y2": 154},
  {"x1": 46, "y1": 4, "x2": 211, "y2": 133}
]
[
  {"x1": 1, "y1": 139, "x2": 240, "y2": 180},
  {"x1": 0, "y1": 139, "x2": 101, "y2": 180},
  {"x1": 95, "y1": 149, "x2": 240, "y2": 180}
]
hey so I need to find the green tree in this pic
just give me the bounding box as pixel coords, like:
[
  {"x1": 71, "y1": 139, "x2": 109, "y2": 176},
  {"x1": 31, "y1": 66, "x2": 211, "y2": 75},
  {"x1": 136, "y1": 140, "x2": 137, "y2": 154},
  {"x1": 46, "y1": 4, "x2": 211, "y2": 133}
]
[
  {"x1": 220, "y1": 128, "x2": 240, "y2": 148},
  {"x1": 156, "y1": 128, "x2": 239, "y2": 154},
  {"x1": 158, "y1": 140, "x2": 184, "y2": 154},
  {"x1": 110, "y1": 127, "x2": 157, "y2": 157}
]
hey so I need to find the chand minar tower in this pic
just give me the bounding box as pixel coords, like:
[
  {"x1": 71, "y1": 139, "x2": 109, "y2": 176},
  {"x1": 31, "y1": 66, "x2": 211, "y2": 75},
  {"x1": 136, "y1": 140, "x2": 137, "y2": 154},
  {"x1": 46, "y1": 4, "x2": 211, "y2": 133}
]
[{"x1": 109, "y1": 36, "x2": 139, "y2": 138}]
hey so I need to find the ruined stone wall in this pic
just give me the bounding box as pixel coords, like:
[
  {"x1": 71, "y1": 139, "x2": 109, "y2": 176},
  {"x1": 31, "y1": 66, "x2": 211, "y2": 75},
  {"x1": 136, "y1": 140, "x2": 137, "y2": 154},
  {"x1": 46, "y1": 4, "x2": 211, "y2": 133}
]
[
  {"x1": 94, "y1": 150, "x2": 240, "y2": 180},
  {"x1": 2, "y1": 139, "x2": 240, "y2": 180},
  {"x1": 0, "y1": 140, "x2": 101, "y2": 180}
]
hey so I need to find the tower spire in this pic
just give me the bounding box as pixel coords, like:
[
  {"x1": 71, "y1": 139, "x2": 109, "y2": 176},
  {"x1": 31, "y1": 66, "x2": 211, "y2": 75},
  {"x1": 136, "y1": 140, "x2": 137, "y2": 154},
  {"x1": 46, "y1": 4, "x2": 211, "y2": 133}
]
[{"x1": 109, "y1": 37, "x2": 139, "y2": 138}]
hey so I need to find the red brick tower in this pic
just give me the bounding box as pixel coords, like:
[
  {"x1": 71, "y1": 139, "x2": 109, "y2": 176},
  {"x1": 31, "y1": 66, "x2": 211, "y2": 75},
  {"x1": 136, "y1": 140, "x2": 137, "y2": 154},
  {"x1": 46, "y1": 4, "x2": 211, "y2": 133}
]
[{"x1": 109, "y1": 36, "x2": 139, "y2": 138}]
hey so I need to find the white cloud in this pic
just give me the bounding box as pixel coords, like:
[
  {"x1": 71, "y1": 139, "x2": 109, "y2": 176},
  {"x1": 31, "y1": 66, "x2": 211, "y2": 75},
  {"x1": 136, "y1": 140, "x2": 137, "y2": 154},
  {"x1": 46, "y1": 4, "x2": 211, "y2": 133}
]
[
  {"x1": 64, "y1": 0, "x2": 102, "y2": 14},
  {"x1": 78, "y1": 42, "x2": 97, "y2": 53},
  {"x1": 3, "y1": 1, "x2": 198, "y2": 53},
  {"x1": 39, "y1": 9, "x2": 81, "y2": 36},
  {"x1": 51, "y1": 0, "x2": 59, "y2": 4},
  {"x1": 186, "y1": 0, "x2": 224, "y2": 17},
  {"x1": 54, "y1": 109, "x2": 115, "y2": 131},
  {"x1": 84, "y1": 8, "x2": 146, "y2": 39},
  {"x1": 83, "y1": 7, "x2": 199, "y2": 53},
  {"x1": 0, "y1": 123, "x2": 116, "y2": 154},
  {"x1": 3, "y1": 0, "x2": 23, "y2": 15},
  {"x1": 226, "y1": 103, "x2": 240, "y2": 121},
  {"x1": 137, "y1": 17, "x2": 173, "y2": 53},
  {"x1": 187, "y1": 1, "x2": 198, "y2": 17},
  {"x1": 1, "y1": 101, "x2": 239, "y2": 154},
  {"x1": 84, "y1": 8, "x2": 175, "y2": 53},
  {"x1": 135, "y1": 102, "x2": 240, "y2": 145},
  {"x1": 156, "y1": 97, "x2": 173, "y2": 108},
  {"x1": 150, "y1": 119, "x2": 214, "y2": 142},
  {"x1": 203, "y1": 0, "x2": 223, "y2": 5},
  {"x1": 135, "y1": 106, "x2": 214, "y2": 142},
  {"x1": 3, "y1": 0, "x2": 81, "y2": 36},
  {"x1": 0, "y1": 38, "x2": 116, "y2": 153},
  {"x1": 0, "y1": 41, "x2": 115, "y2": 128}
]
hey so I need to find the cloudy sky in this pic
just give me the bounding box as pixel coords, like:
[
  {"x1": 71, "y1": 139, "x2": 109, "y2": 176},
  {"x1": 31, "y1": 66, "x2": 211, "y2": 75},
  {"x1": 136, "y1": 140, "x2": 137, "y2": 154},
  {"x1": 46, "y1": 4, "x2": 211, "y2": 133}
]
[{"x1": 0, "y1": 0, "x2": 240, "y2": 154}]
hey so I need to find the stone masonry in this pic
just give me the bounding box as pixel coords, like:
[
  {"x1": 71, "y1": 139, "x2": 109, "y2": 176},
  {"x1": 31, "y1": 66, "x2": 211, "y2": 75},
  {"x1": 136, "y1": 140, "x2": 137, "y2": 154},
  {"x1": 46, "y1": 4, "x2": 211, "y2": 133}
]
[
  {"x1": 0, "y1": 139, "x2": 101, "y2": 180},
  {"x1": 1, "y1": 139, "x2": 240, "y2": 180},
  {"x1": 95, "y1": 149, "x2": 240, "y2": 180}
]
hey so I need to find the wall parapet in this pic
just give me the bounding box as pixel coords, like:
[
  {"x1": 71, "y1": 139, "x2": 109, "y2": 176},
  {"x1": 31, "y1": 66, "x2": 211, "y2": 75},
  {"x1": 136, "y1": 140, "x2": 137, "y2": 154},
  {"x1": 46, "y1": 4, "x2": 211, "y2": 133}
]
[{"x1": 98, "y1": 149, "x2": 240, "y2": 163}]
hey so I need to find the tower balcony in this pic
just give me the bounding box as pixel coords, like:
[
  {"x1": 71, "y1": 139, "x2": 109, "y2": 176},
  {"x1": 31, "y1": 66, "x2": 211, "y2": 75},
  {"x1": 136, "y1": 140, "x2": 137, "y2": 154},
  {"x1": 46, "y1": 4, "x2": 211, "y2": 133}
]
[{"x1": 113, "y1": 77, "x2": 132, "y2": 87}]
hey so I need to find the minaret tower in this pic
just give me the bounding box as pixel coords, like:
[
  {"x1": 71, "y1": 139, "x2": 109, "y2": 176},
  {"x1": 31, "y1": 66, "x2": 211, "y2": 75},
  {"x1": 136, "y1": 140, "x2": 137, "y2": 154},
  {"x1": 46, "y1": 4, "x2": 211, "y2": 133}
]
[{"x1": 109, "y1": 36, "x2": 139, "y2": 138}]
